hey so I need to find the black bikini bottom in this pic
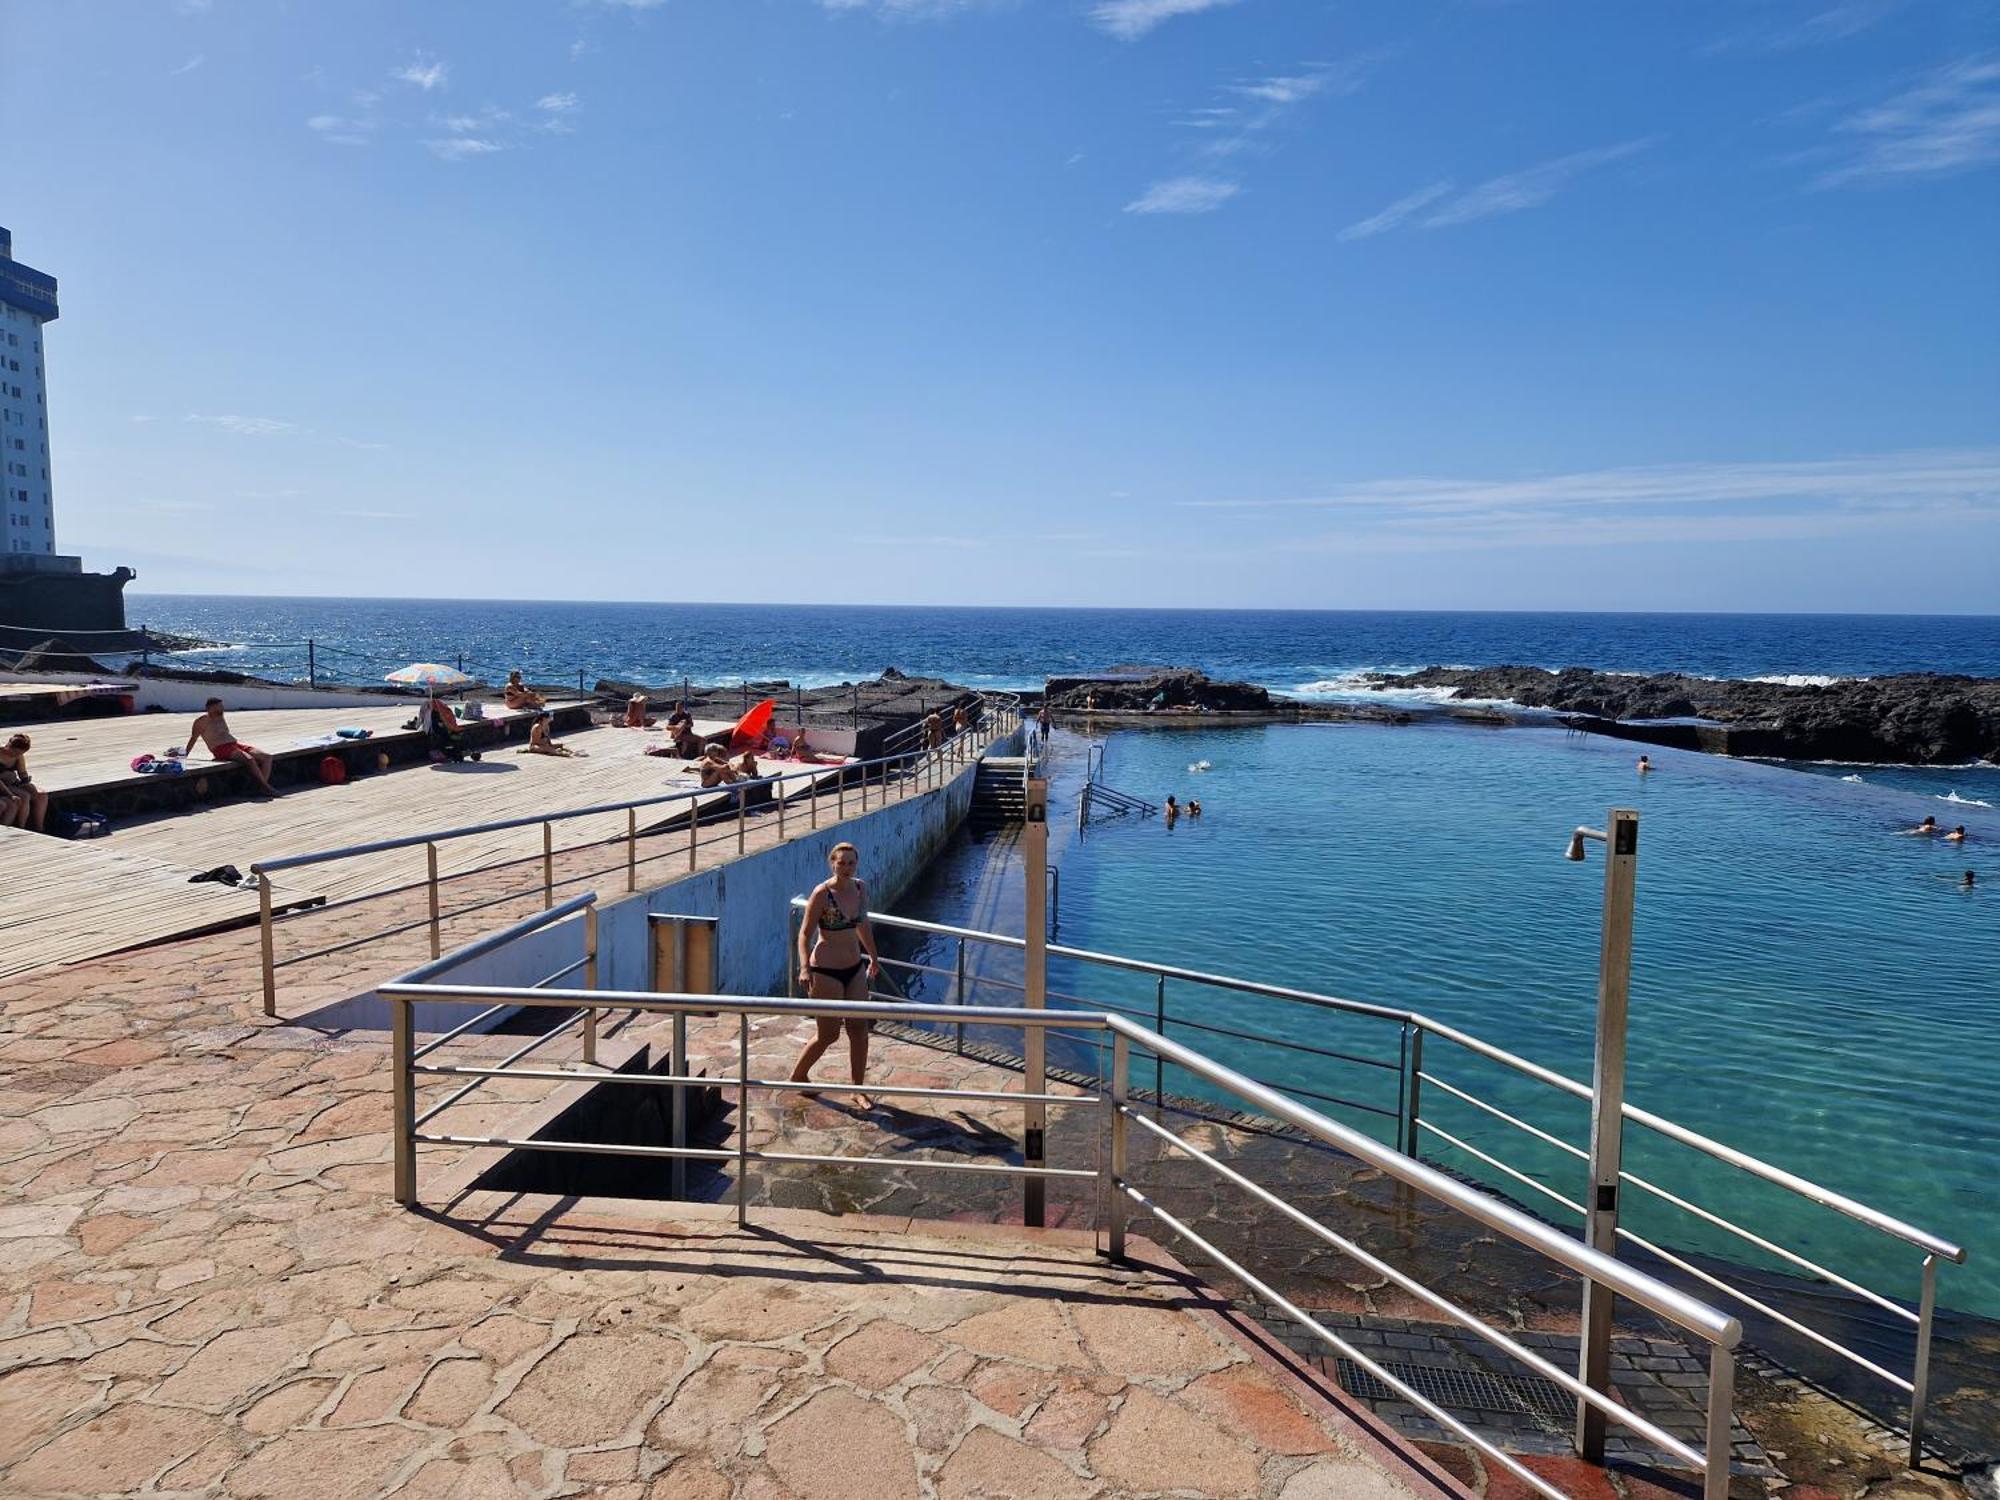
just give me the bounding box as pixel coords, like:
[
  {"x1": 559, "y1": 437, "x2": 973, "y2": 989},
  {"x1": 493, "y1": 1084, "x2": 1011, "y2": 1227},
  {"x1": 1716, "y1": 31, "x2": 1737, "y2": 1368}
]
[{"x1": 809, "y1": 960, "x2": 866, "y2": 986}]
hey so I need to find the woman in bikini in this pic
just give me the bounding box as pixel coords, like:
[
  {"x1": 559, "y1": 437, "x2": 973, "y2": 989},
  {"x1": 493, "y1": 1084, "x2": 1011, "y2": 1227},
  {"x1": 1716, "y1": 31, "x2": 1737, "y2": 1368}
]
[
  {"x1": 789, "y1": 841, "x2": 881, "y2": 1105},
  {"x1": 0, "y1": 733, "x2": 44, "y2": 831}
]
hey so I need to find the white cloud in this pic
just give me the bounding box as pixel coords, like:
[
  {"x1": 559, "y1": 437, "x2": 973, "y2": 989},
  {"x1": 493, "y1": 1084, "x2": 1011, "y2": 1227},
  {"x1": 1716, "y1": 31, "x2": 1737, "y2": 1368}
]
[
  {"x1": 537, "y1": 92, "x2": 580, "y2": 113},
  {"x1": 1706, "y1": 1, "x2": 1903, "y2": 56},
  {"x1": 1818, "y1": 55, "x2": 2000, "y2": 186},
  {"x1": 1423, "y1": 138, "x2": 1657, "y2": 227},
  {"x1": 393, "y1": 56, "x2": 449, "y2": 91},
  {"x1": 1090, "y1": 0, "x2": 1240, "y2": 42},
  {"x1": 307, "y1": 114, "x2": 373, "y2": 147},
  {"x1": 570, "y1": 38, "x2": 592, "y2": 60},
  {"x1": 170, "y1": 54, "x2": 205, "y2": 76},
  {"x1": 1337, "y1": 181, "x2": 1453, "y2": 241},
  {"x1": 1184, "y1": 449, "x2": 2000, "y2": 557},
  {"x1": 184, "y1": 414, "x2": 301, "y2": 437},
  {"x1": 1124, "y1": 176, "x2": 1240, "y2": 214},
  {"x1": 439, "y1": 105, "x2": 513, "y2": 134},
  {"x1": 817, "y1": 0, "x2": 992, "y2": 15},
  {"x1": 1231, "y1": 72, "x2": 1326, "y2": 107},
  {"x1": 425, "y1": 137, "x2": 506, "y2": 162},
  {"x1": 1341, "y1": 139, "x2": 1656, "y2": 237}
]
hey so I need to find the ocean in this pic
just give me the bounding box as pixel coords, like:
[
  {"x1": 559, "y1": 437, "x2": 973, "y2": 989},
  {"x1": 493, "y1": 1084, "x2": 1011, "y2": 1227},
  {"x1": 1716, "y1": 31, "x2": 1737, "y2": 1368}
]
[{"x1": 125, "y1": 596, "x2": 2000, "y2": 699}]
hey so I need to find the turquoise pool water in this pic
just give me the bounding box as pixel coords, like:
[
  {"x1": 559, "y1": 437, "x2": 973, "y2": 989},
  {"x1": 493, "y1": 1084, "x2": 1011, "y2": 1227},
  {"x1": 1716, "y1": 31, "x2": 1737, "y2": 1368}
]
[{"x1": 904, "y1": 722, "x2": 1998, "y2": 1316}]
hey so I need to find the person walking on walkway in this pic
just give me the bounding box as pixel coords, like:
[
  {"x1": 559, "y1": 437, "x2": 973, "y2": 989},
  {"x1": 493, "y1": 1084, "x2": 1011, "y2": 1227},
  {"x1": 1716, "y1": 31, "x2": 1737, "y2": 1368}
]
[{"x1": 791, "y1": 841, "x2": 881, "y2": 1107}]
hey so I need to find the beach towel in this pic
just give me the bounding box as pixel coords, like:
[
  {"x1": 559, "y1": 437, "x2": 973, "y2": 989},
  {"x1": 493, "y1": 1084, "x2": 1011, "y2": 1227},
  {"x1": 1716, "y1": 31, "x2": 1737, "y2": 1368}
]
[{"x1": 335, "y1": 727, "x2": 373, "y2": 740}]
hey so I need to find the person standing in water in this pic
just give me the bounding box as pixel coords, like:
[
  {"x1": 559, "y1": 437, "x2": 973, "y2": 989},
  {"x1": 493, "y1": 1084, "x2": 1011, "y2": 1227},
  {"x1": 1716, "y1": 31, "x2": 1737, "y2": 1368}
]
[
  {"x1": 1636, "y1": 755, "x2": 1652, "y2": 774},
  {"x1": 791, "y1": 842, "x2": 881, "y2": 1106},
  {"x1": 1164, "y1": 794, "x2": 1179, "y2": 827}
]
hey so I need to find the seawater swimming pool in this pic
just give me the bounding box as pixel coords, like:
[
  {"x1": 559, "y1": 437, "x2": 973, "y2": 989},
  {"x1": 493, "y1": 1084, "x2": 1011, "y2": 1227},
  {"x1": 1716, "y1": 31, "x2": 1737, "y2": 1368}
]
[{"x1": 892, "y1": 720, "x2": 1998, "y2": 1317}]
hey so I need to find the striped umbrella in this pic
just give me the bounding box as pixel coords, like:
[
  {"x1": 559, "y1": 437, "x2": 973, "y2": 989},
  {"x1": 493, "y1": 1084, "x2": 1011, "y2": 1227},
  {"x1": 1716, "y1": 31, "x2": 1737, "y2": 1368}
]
[{"x1": 385, "y1": 662, "x2": 473, "y2": 689}]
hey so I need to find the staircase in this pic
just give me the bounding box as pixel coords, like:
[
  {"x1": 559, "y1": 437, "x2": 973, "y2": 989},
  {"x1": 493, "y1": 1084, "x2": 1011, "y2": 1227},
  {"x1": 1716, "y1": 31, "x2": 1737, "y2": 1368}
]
[{"x1": 970, "y1": 758, "x2": 1029, "y2": 830}]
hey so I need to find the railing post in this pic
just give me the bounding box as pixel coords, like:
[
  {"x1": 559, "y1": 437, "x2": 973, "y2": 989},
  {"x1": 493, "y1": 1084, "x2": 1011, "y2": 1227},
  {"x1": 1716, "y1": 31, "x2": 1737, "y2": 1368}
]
[
  {"x1": 1022, "y1": 775, "x2": 1050, "y2": 1227},
  {"x1": 1153, "y1": 972, "x2": 1166, "y2": 1105},
  {"x1": 257, "y1": 872, "x2": 277, "y2": 1017},
  {"x1": 541, "y1": 822, "x2": 554, "y2": 909},
  {"x1": 627, "y1": 807, "x2": 638, "y2": 891},
  {"x1": 1050, "y1": 866, "x2": 1059, "y2": 934},
  {"x1": 1403, "y1": 1025, "x2": 1424, "y2": 1157},
  {"x1": 1107, "y1": 1031, "x2": 1129, "y2": 1261},
  {"x1": 1702, "y1": 1343, "x2": 1734, "y2": 1500},
  {"x1": 954, "y1": 936, "x2": 966, "y2": 1055},
  {"x1": 307, "y1": 638, "x2": 316, "y2": 689},
  {"x1": 736, "y1": 784, "x2": 747, "y2": 854},
  {"x1": 1578, "y1": 807, "x2": 1640, "y2": 1461},
  {"x1": 425, "y1": 842, "x2": 442, "y2": 957},
  {"x1": 583, "y1": 907, "x2": 599, "y2": 1067},
  {"x1": 809, "y1": 772, "x2": 818, "y2": 828},
  {"x1": 736, "y1": 1014, "x2": 751, "y2": 1228},
  {"x1": 391, "y1": 995, "x2": 416, "y2": 1206},
  {"x1": 1910, "y1": 1253, "x2": 1937, "y2": 1464}
]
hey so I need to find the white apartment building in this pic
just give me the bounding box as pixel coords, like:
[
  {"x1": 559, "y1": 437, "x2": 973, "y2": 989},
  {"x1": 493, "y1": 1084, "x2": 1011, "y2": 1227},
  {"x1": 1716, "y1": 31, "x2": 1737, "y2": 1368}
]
[{"x1": 0, "y1": 227, "x2": 60, "y2": 562}]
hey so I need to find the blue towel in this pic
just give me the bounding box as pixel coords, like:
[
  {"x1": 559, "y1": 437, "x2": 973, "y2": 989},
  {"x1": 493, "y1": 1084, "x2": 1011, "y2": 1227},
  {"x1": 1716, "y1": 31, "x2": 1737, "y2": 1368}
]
[{"x1": 336, "y1": 727, "x2": 373, "y2": 740}]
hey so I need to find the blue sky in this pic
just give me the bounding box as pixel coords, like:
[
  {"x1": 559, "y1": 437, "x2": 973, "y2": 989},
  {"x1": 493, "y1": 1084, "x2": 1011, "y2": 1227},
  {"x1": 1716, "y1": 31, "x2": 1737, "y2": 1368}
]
[{"x1": 4, "y1": 0, "x2": 1996, "y2": 611}]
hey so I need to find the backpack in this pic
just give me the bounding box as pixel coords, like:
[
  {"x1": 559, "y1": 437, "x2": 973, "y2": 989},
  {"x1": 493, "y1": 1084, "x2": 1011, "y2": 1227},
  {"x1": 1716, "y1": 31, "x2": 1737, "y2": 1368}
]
[{"x1": 319, "y1": 754, "x2": 348, "y2": 786}]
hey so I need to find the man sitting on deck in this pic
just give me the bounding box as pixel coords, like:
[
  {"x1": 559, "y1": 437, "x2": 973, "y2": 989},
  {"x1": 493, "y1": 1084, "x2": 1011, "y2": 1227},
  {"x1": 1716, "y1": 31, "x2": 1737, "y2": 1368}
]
[{"x1": 185, "y1": 698, "x2": 278, "y2": 797}]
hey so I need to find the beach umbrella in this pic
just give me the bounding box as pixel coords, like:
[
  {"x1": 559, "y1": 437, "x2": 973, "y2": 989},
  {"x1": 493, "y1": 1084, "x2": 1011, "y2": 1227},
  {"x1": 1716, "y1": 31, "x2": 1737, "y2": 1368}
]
[{"x1": 385, "y1": 662, "x2": 473, "y2": 689}]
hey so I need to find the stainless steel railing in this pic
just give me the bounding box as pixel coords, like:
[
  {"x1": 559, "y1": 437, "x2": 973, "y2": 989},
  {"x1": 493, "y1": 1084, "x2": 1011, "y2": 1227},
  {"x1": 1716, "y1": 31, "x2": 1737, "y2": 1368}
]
[
  {"x1": 382, "y1": 961, "x2": 1743, "y2": 1500},
  {"x1": 848, "y1": 907, "x2": 1964, "y2": 1464},
  {"x1": 249, "y1": 706, "x2": 1019, "y2": 1016}
]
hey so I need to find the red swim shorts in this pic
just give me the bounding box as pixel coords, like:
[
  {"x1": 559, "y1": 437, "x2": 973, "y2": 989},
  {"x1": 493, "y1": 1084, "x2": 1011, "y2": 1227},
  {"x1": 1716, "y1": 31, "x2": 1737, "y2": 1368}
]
[{"x1": 210, "y1": 741, "x2": 260, "y2": 760}]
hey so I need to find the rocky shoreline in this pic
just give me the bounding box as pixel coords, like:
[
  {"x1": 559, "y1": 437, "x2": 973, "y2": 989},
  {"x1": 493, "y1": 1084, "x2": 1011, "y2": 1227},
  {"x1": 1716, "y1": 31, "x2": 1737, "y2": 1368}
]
[
  {"x1": 1035, "y1": 663, "x2": 2000, "y2": 765},
  {"x1": 1363, "y1": 665, "x2": 2000, "y2": 765}
]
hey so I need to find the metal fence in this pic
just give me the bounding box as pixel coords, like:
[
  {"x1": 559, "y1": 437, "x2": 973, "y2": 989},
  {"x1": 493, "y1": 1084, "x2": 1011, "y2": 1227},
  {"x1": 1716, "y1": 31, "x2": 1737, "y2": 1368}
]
[
  {"x1": 248, "y1": 704, "x2": 1019, "y2": 1016},
  {"x1": 383, "y1": 930, "x2": 1745, "y2": 1500},
  {"x1": 844, "y1": 907, "x2": 1964, "y2": 1465}
]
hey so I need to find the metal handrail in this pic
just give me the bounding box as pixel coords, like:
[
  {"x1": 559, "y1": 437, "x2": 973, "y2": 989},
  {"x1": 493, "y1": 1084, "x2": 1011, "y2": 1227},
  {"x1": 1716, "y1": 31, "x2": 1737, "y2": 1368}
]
[
  {"x1": 383, "y1": 972, "x2": 1742, "y2": 1500},
  {"x1": 249, "y1": 707, "x2": 1020, "y2": 1014},
  {"x1": 848, "y1": 904, "x2": 1961, "y2": 1461}
]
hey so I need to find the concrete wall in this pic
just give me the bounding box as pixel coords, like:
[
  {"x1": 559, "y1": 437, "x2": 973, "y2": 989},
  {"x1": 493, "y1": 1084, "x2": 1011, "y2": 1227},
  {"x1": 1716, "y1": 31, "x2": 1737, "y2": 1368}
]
[{"x1": 401, "y1": 726, "x2": 1022, "y2": 1008}]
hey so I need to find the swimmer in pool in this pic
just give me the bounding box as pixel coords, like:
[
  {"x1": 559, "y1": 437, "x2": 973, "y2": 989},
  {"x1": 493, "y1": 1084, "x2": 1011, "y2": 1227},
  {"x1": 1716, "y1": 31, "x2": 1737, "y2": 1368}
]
[
  {"x1": 1907, "y1": 816, "x2": 1938, "y2": 836},
  {"x1": 1963, "y1": 870, "x2": 1977, "y2": 889},
  {"x1": 1636, "y1": 755, "x2": 1651, "y2": 774},
  {"x1": 1943, "y1": 824, "x2": 1967, "y2": 843}
]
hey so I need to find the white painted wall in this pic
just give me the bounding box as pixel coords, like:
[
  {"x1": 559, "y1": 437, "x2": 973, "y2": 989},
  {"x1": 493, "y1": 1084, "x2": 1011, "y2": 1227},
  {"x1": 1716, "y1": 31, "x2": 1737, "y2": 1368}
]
[
  {"x1": 374, "y1": 728, "x2": 1024, "y2": 1018},
  {"x1": 0, "y1": 670, "x2": 417, "y2": 713}
]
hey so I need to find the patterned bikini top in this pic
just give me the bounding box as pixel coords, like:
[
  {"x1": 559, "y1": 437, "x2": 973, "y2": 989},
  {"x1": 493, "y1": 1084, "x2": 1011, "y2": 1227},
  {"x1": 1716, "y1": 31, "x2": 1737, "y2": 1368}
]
[{"x1": 818, "y1": 882, "x2": 867, "y2": 932}]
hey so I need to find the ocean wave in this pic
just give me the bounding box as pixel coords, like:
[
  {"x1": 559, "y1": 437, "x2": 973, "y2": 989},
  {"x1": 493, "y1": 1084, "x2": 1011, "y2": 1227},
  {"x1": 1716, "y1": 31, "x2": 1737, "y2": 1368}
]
[
  {"x1": 1841, "y1": 774, "x2": 1865, "y2": 784},
  {"x1": 1938, "y1": 791, "x2": 1995, "y2": 808},
  {"x1": 1287, "y1": 673, "x2": 1530, "y2": 711},
  {"x1": 1745, "y1": 673, "x2": 1846, "y2": 687}
]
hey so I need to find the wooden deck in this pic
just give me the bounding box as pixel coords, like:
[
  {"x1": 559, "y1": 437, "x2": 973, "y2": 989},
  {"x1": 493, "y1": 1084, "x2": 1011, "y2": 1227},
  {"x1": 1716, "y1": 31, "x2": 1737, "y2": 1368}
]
[
  {"x1": 0, "y1": 826, "x2": 273, "y2": 980},
  {"x1": 1, "y1": 704, "x2": 868, "y2": 978}
]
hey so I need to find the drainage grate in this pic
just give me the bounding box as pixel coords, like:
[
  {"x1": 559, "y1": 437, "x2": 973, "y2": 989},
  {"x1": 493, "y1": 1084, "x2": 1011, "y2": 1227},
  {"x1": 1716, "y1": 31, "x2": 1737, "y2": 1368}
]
[{"x1": 1333, "y1": 1356, "x2": 1575, "y2": 1436}]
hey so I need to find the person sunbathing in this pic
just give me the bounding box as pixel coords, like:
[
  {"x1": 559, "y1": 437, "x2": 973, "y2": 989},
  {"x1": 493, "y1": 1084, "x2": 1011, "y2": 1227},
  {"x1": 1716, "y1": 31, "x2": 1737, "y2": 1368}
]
[
  {"x1": 735, "y1": 750, "x2": 761, "y2": 781},
  {"x1": 0, "y1": 733, "x2": 48, "y2": 831},
  {"x1": 622, "y1": 694, "x2": 655, "y2": 729},
  {"x1": 521, "y1": 713, "x2": 582, "y2": 757},
  {"x1": 695, "y1": 744, "x2": 738, "y2": 787},
  {"x1": 184, "y1": 698, "x2": 280, "y2": 794},
  {"x1": 503, "y1": 671, "x2": 546, "y2": 711}
]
